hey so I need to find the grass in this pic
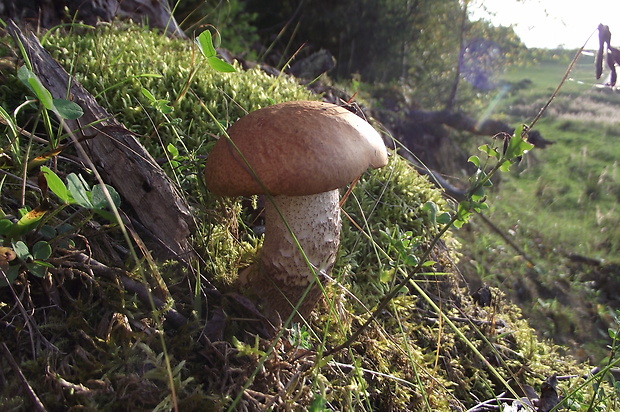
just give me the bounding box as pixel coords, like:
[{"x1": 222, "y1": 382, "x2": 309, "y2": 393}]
[
  {"x1": 456, "y1": 50, "x2": 620, "y2": 363},
  {"x1": 500, "y1": 53, "x2": 620, "y2": 259},
  {"x1": 500, "y1": 118, "x2": 620, "y2": 255},
  {"x1": 1, "y1": 23, "x2": 620, "y2": 411}
]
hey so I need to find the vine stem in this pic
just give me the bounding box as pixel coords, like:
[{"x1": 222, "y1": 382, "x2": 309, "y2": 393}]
[
  {"x1": 528, "y1": 29, "x2": 596, "y2": 131},
  {"x1": 325, "y1": 134, "x2": 520, "y2": 357},
  {"x1": 325, "y1": 212, "x2": 457, "y2": 356}
]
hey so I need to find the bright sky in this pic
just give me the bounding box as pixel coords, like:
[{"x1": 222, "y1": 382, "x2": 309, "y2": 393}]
[{"x1": 470, "y1": 0, "x2": 620, "y2": 49}]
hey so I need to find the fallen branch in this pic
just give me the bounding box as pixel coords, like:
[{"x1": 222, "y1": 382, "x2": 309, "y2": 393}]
[
  {"x1": 476, "y1": 213, "x2": 537, "y2": 267},
  {"x1": 7, "y1": 21, "x2": 194, "y2": 260},
  {"x1": 566, "y1": 253, "x2": 603, "y2": 266},
  {"x1": 407, "y1": 109, "x2": 554, "y2": 148}
]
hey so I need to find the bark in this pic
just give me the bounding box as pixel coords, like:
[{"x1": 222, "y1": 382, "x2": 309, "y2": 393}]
[
  {"x1": 0, "y1": 0, "x2": 186, "y2": 38},
  {"x1": 8, "y1": 20, "x2": 194, "y2": 259}
]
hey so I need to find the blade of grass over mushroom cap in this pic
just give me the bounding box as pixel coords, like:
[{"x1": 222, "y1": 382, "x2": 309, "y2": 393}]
[
  {"x1": 204, "y1": 100, "x2": 388, "y2": 323},
  {"x1": 199, "y1": 99, "x2": 328, "y2": 326},
  {"x1": 204, "y1": 101, "x2": 388, "y2": 196},
  {"x1": 202, "y1": 107, "x2": 347, "y2": 412}
]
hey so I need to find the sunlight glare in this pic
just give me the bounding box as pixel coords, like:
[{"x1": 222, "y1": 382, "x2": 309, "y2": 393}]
[{"x1": 470, "y1": 0, "x2": 620, "y2": 49}]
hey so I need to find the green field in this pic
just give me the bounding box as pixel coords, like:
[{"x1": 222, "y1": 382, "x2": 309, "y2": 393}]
[
  {"x1": 456, "y1": 53, "x2": 620, "y2": 359},
  {"x1": 500, "y1": 53, "x2": 620, "y2": 258}
]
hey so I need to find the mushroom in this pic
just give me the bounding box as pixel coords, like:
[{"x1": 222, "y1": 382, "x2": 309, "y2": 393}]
[{"x1": 204, "y1": 100, "x2": 388, "y2": 323}]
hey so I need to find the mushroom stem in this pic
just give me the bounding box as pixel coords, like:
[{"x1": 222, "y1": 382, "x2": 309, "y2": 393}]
[{"x1": 245, "y1": 190, "x2": 341, "y2": 322}]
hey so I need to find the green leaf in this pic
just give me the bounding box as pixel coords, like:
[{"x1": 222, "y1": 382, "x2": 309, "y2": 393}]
[
  {"x1": 403, "y1": 254, "x2": 419, "y2": 266},
  {"x1": 91, "y1": 184, "x2": 121, "y2": 210},
  {"x1": 308, "y1": 394, "x2": 327, "y2": 412},
  {"x1": 0, "y1": 266, "x2": 20, "y2": 287},
  {"x1": 0, "y1": 105, "x2": 18, "y2": 140},
  {"x1": 27, "y1": 148, "x2": 63, "y2": 171},
  {"x1": 469, "y1": 168, "x2": 488, "y2": 186},
  {"x1": 504, "y1": 128, "x2": 534, "y2": 160},
  {"x1": 27, "y1": 261, "x2": 49, "y2": 278},
  {"x1": 41, "y1": 166, "x2": 70, "y2": 203},
  {"x1": 478, "y1": 144, "x2": 498, "y2": 158},
  {"x1": 196, "y1": 30, "x2": 216, "y2": 58},
  {"x1": 141, "y1": 87, "x2": 156, "y2": 102},
  {"x1": 423, "y1": 201, "x2": 437, "y2": 214},
  {"x1": 52, "y1": 99, "x2": 83, "y2": 120},
  {"x1": 39, "y1": 225, "x2": 56, "y2": 239},
  {"x1": 17, "y1": 66, "x2": 54, "y2": 110},
  {"x1": 0, "y1": 219, "x2": 13, "y2": 236},
  {"x1": 93, "y1": 209, "x2": 118, "y2": 223},
  {"x1": 423, "y1": 201, "x2": 438, "y2": 225},
  {"x1": 468, "y1": 155, "x2": 480, "y2": 168},
  {"x1": 454, "y1": 202, "x2": 473, "y2": 228},
  {"x1": 499, "y1": 159, "x2": 513, "y2": 173},
  {"x1": 7, "y1": 206, "x2": 47, "y2": 239},
  {"x1": 32, "y1": 241, "x2": 52, "y2": 260},
  {"x1": 12, "y1": 240, "x2": 32, "y2": 261},
  {"x1": 17, "y1": 67, "x2": 83, "y2": 119},
  {"x1": 513, "y1": 124, "x2": 525, "y2": 139},
  {"x1": 452, "y1": 219, "x2": 466, "y2": 229},
  {"x1": 141, "y1": 88, "x2": 173, "y2": 113},
  {"x1": 167, "y1": 143, "x2": 179, "y2": 158},
  {"x1": 379, "y1": 268, "x2": 395, "y2": 283},
  {"x1": 471, "y1": 200, "x2": 489, "y2": 213},
  {"x1": 470, "y1": 185, "x2": 486, "y2": 202},
  {"x1": 66, "y1": 173, "x2": 93, "y2": 208},
  {"x1": 436, "y1": 212, "x2": 452, "y2": 224},
  {"x1": 195, "y1": 31, "x2": 236, "y2": 72},
  {"x1": 207, "y1": 56, "x2": 236, "y2": 73},
  {"x1": 155, "y1": 100, "x2": 174, "y2": 114}
]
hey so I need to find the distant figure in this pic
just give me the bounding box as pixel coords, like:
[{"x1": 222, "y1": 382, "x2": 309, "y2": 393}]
[{"x1": 596, "y1": 24, "x2": 620, "y2": 86}]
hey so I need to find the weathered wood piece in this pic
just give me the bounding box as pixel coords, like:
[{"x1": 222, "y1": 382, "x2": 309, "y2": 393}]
[
  {"x1": 8, "y1": 21, "x2": 194, "y2": 259},
  {"x1": 1, "y1": 0, "x2": 186, "y2": 38}
]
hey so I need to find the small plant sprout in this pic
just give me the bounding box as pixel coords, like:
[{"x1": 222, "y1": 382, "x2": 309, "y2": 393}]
[
  {"x1": 40, "y1": 166, "x2": 121, "y2": 222},
  {"x1": 0, "y1": 167, "x2": 122, "y2": 287},
  {"x1": 327, "y1": 125, "x2": 535, "y2": 357},
  {"x1": 16, "y1": 65, "x2": 83, "y2": 148},
  {"x1": 195, "y1": 30, "x2": 236, "y2": 73},
  {"x1": 141, "y1": 88, "x2": 174, "y2": 114},
  {"x1": 204, "y1": 100, "x2": 388, "y2": 324}
]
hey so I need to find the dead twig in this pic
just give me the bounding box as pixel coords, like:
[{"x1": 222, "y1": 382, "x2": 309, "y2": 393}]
[
  {"x1": 0, "y1": 342, "x2": 48, "y2": 412},
  {"x1": 53, "y1": 251, "x2": 190, "y2": 328}
]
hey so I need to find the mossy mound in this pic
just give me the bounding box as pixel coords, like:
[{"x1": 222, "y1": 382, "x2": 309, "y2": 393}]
[{"x1": 0, "y1": 24, "x2": 599, "y2": 411}]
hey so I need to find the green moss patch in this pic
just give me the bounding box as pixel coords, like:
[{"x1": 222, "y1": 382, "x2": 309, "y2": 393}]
[{"x1": 0, "y1": 24, "x2": 603, "y2": 411}]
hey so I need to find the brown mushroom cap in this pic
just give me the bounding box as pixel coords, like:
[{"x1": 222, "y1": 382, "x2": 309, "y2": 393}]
[{"x1": 204, "y1": 100, "x2": 388, "y2": 196}]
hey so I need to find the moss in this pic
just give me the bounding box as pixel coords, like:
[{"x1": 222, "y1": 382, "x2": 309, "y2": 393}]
[
  {"x1": 0, "y1": 24, "x2": 603, "y2": 411},
  {"x1": 0, "y1": 23, "x2": 312, "y2": 171}
]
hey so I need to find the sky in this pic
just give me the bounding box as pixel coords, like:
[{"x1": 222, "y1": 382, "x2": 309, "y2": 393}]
[{"x1": 469, "y1": 0, "x2": 620, "y2": 49}]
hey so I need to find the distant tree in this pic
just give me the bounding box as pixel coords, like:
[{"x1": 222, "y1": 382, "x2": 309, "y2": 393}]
[
  {"x1": 446, "y1": 14, "x2": 527, "y2": 109},
  {"x1": 245, "y1": 0, "x2": 457, "y2": 83},
  {"x1": 243, "y1": 0, "x2": 526, "y2": 109}
]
